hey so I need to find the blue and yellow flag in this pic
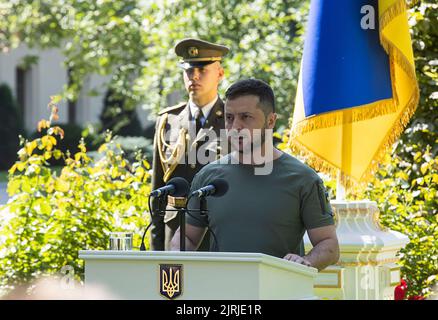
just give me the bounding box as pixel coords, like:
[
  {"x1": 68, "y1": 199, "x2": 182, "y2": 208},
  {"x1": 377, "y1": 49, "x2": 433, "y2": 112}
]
[{"x1": 288, "y1": 0, "x2": 419, "y2": 186}]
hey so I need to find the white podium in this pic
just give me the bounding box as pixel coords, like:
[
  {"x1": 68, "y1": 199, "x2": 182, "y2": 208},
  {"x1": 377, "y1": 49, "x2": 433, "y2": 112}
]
[{"x1": 79, "y1": 251, "x2": 318, "y2": 300}]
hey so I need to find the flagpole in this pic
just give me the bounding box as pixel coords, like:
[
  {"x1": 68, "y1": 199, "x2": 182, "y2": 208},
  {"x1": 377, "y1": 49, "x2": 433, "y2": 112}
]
[
  {"x1": 337, "y1": 109, "x2": 352, "y2": 201},
  {"x1": 336, "y1": 169, "x2": 345, "y2": 200}
]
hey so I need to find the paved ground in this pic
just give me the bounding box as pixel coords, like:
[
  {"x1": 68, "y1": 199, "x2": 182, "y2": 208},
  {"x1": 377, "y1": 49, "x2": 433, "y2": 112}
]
[{"x1": 0, "y1": 182, "x2": 8, "y2": 205}]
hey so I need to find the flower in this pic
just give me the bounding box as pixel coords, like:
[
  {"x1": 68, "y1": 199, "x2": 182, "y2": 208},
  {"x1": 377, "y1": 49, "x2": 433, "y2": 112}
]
[{"x1": 394, "y1": 279, "x2": 408, "y2": 300}]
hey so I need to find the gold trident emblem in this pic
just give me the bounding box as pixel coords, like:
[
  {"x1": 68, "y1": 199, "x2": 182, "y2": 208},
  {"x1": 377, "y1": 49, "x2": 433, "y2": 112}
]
[{"x1": 160, "y1": 264, "x2": 183, "y2": 299}]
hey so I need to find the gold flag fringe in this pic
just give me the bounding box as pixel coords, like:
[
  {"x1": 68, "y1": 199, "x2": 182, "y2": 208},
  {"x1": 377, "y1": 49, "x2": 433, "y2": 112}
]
[
  {"x1": 379, "y1": 0, "x2": 417, "y2": 81},
  {"x1": 361, "y1": 83, "x2": 419, "y2": 184},
  {"x1": 379, "y1": 0, "x2": 409, "y2": 32},
  {"x1": 287, "y1": 139, "x2": 362, "y2": 191},
  {"x1": 288, "y1": 0, "x2": 420, "y2": 191},
  {"x1": 289, "y1": 98, "x2": 396, "y2": 139}
]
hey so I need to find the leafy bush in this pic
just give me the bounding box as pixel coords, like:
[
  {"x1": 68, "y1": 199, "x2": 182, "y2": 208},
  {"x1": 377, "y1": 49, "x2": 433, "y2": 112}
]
[
  {"x1": 0, "y1": 98, "x2": 151, "y2": 293},
  {"x1": 0, "y1": 83, "x2": 25, "y2": 170},
  {"x1": 364, "y1": 149, "x2": 437, "y2": 298},
  {"x1": 112, "y1": 136, "x2": 153, "y2": 164},
  {"x1": 29, "y1": 123, "x2": 98, "y2": 167}
]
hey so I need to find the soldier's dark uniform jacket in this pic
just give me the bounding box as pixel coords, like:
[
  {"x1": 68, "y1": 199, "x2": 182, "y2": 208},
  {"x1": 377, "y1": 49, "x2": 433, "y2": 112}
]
[
  {"x1": 150, "y1": 38, "x2": 230, "y2": 251},
  {"x1": 150, "y1": 99, "x2": 226, "y2": 250}
]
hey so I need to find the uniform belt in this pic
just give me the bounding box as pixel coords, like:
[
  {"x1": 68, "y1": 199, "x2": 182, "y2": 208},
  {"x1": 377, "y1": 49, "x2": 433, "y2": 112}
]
[{"x1": 167, "y1": 195, "x2": 187, "y2": 208}]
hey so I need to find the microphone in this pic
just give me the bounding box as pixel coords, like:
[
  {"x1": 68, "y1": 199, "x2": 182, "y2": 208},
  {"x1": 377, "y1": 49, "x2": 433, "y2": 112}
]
[
  {"x1": 191, "y1": 179, "x2": 229, "y2": 198},
  {"x1": 150, "y1": 177, "x2": 190, "y2": 198},
  {"x1": 140, "y1": 177, "x2": 189, "y2": 252}
]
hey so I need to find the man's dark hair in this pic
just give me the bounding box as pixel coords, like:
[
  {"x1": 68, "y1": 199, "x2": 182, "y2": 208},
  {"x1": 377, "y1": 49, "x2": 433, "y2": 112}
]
[{"x1": 225, "y1": 78, "x2": 275, "y2": 116}]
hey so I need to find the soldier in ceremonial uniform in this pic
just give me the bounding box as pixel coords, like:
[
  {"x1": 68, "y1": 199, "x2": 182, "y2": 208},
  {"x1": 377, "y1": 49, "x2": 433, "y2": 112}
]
[{"x1": 150, "y1": 38, "x2": 230, "y2": 250}]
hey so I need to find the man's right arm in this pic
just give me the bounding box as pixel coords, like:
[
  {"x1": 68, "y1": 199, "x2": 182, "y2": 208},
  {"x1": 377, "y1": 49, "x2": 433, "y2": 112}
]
[{"x1": 170, "y1": 224, "x2": 207, "y2": 251}]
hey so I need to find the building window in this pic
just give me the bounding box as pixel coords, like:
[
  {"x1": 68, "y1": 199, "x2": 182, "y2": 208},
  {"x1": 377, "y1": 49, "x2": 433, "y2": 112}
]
[{"x1": 15, "y1": 66, "x2": 26, "y2": 120}]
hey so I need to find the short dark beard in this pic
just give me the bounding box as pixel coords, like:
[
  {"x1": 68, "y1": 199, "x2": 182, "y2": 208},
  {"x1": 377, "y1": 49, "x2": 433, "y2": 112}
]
[{"x1": 238, "y1": 125, "x2": 267, "y2": 155}]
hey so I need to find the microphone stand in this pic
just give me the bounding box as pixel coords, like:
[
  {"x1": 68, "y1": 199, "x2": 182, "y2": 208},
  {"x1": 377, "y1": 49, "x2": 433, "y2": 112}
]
[
  {"x1": 140, "y1": 195, "x2": 168, "y2": 251},
  {"x1": 197, "y1": 196, "x2": 218, "y2": 252},
  {"x1": 178, "y1": 196, "x2": 207, "y2": 252},
  {"x1": 157, "y1": 196, "x2": 167, "y2": 216},
  {"x1": 179, "y1": 207, "x2": 186, "y2": 251},
  {"x1": 152, "y1": 196, "x2": 212, "y2": 252},
  {"x1": 172, "y1": 201, "x2": 187, "y2": 252}
]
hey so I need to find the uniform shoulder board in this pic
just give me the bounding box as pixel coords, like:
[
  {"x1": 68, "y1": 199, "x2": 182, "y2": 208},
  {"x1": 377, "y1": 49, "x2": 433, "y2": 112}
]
[{"x1": 158, "y1": 102, "x2": 186, "y2": 115}]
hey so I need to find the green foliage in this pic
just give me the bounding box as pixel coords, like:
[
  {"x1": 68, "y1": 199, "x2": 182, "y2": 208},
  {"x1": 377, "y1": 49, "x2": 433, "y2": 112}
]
[
  {"x1": 112, "y1": 136, "x2": 153, "y2": 164},
  {"x1": 0, "y1": 83, "x2": 25, "y2": 170},
  {"x1": 0, "y1": 0, "x2": 309, "y2": 128},
  {"x1": 29, "y1": 123, "x2": 98, "y2": 167},
  {"x1": 0, "y1": 102, "x2": 151, "y2": 293},
  {"x1": 100, "y1": 89, "x2": 143, "y2": 137},
  {"x1": 363, "y1": 2, "x2": 438, "y2": 298},
  {"x1": 400, "y1": 1, "x2": 437, "y2": 158},
  {"x1": 364, "y1": 150, "x2": 437, "y2": 298}
]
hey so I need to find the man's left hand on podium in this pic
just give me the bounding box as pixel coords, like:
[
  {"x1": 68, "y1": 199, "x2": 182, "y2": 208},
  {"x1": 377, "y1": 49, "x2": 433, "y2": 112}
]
[{"x1": 283, "y1": 253, "x2": 312, "y2": 267}]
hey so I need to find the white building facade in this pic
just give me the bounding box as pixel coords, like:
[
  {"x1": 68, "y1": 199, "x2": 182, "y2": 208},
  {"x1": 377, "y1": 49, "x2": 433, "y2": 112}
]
[{"x1": 0, "y1": 44, "x2": 152, "y2": 134}]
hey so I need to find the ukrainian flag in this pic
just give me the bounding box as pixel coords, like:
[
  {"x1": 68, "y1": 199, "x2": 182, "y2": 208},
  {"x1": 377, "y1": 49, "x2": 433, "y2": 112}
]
[{"x1": 288, "y1": 0, "x2": 419, "y2": 186}]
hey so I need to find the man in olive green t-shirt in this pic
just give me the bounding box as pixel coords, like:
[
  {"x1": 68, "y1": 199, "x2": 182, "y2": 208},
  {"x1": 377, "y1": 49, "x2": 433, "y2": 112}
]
[{"x1": 171, "y1": 79, "x2": 339, "y2": 271}]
